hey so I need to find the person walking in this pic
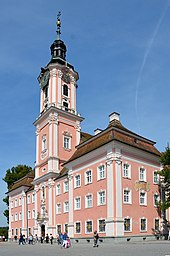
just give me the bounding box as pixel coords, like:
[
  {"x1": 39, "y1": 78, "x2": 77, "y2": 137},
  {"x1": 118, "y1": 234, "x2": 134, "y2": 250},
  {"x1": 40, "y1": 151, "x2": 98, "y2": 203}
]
[
  {"x1": 93, "y1": 230, "x2": 99, "y2": 247},
  {"x1": 49, "y1": 234, "x2": 53, "y2": 245}
]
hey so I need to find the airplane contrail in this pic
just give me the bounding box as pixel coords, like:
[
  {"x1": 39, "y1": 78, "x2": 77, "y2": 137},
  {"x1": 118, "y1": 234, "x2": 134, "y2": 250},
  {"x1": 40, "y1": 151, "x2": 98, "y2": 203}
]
[{"x1": 135, "y1": 1, "x2": 170, "y2": 132}]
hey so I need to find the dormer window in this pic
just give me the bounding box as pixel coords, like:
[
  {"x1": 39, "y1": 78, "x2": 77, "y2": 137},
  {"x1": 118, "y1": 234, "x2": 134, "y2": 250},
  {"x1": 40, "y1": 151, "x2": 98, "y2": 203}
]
[{"x1": 63, "y1": 84, "x2": 68, "y2": 97}]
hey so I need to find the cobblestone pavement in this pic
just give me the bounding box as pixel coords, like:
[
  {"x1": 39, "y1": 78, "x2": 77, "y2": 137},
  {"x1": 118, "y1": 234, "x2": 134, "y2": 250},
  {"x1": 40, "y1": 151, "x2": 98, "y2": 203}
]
[{"x1": 0, "y1": 240, "x2": 170, "y2": 256}]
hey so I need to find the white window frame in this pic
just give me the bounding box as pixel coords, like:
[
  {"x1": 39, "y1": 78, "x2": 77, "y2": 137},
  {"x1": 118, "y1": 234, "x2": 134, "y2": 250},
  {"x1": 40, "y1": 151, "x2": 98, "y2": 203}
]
[
  {"x1": 153, "y1": 171, "x2": 159, "y2": 184},
  {"x1": 97, "y1": 164, "x2": 106, "y2": 180},
  {"x1": 63, "y1": 136, "x2": 71, "y2": 150},
  {"x1": 75, "y1": 221, "x2": 81, "y2": 234},
  {"x1": 85, "y1": 194, "x2": 93, "y2": 208},
  {"x1": 56, "y1": 203, "x2": 62, "y2": 214},
  {"x1": 28, "y1": 210, "x2": 31, "y2": 220},
  {"x1": 74, "y1": 197, "x2": 81, "y2": 210},
  {"x1": 140, "y1": 218, "x2": 147, "y2": 232},
  {"x1": 32, "y1": 193, "x2": 35, "y2": 203},
  {"x1": 32, "y1": 210, "x2": 35, "y2": 219},
  {"x1": 140, "y1": 191, "x2": 147, "y2": 206},
  {"x1": 85, "y1": 170, "x2": 92, "y2": 185},
  {"x1": 139, "y1": 167, "x2": 146, "y2": 182},
  {"x1": 64, "y1": 201, "x2": 69, "y2": 213},
  {"x1": 74, "y1": 174, "x2": 81, "y2": 188},
  {"x1": 124, "y1": 217, "x2": 132, "y2": 232},
  {"x1": 123, "y1": 163, "x2": 131, "y2": 179},
  {"x1": 14, "y1": 199, "x2": 18, "y2": 208},
  {"x1": 11, "y1": 214, "x2": 14, "y2": 222},
  {"x1": 15, "y1": 213, "x2": 18, "y2": 221},
  {"x1": 19, "y1": 212, "x2": 22, "y2": 220},
  {"x1": 27, "y1": 195, "x2": 30, "y2": 204},
  {"x1": 63, "y1": 180, "x2": 69, "y2": 193},
  {"x1": 154, "y1": 193, "x2": 160, "y2": 207},
  {"x1": 154, "y1": 218, "x2": 160, "y2": 231},
  {"x1": 98, "y1": 219, "x2": 106, "y2": 233},
  {"x1": 42, "y1": 134, "x2": 47, "y2": 151},
  {"x1": 85, "y1": 220, "x2": 93, "y2": 234},
  {"x1": 56, "y1": 184, "x2": 61, "y2": 196},
  {"x1": 11, "y1": 200, "x2": 14, "y2": 208},
  {"x1": 123, "y1": 189, "x2": 132, "y2": 204},
  {"x1": 98, "y1": 190, "x2": 106, "y2": 205},
  {"x1": 18, "y1": 198, "x2": 22, "y2": 206}
]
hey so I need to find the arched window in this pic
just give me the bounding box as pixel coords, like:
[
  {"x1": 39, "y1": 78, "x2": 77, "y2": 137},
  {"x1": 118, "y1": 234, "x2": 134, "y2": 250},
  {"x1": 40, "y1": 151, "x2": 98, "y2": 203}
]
[{"x1": 63, "y1": 84, "x2": 68, "y2": 97}]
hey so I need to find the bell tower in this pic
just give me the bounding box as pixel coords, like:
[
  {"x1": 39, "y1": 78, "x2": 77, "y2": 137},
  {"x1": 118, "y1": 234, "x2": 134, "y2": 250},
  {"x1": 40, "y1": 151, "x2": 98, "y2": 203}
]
[{"x1": 33, "y1": 12, "x2": 84, "y2": 182}]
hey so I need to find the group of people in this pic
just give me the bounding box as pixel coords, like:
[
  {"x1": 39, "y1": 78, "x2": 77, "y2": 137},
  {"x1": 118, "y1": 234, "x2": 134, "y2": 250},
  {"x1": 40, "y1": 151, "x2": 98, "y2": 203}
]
[
  {"x1": 17, "y1": 230, "x2": 99, "y2": 248},
  {"x1": 57, "y1": 232, "x2": 71, "y2": 248}
]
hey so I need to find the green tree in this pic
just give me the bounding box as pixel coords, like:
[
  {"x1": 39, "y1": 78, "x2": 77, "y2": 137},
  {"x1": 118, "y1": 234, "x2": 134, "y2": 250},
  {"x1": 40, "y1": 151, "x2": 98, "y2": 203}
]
[
  {"x1": 3, "y1": 165, "x2": 33, "y2": 223},
  {"x1": 159, "y1": 145, "x2": 170, "y2": 210}
]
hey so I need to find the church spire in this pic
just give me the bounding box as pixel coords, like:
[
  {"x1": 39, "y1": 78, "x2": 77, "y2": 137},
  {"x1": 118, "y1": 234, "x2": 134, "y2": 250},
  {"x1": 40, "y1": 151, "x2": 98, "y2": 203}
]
[
  {"x1": 56, "y1": 11, "x2": 61, "y2": 40},
  {"x1": 50, "y1": 11, "x2": 67, "y2": 63}
]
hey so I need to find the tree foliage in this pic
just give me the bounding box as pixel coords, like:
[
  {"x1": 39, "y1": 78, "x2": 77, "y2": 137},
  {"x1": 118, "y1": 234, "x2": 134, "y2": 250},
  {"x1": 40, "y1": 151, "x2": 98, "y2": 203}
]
[
  {"x1": 159, "y1": 145, "x2": 170, "y2": 210},
  {"x1": 3, "y1": 165, "x2": 33, "y2": 223}
]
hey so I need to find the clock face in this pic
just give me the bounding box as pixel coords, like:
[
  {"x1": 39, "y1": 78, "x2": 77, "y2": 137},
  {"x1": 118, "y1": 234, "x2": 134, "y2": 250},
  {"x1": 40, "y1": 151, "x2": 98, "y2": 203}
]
[{"x1": 40, "y1": 70, "x2": 50, "y2": 88}]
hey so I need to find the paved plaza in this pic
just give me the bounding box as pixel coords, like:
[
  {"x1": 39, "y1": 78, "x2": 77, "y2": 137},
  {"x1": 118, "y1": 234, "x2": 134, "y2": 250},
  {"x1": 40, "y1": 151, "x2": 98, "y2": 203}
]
[{"x1": 0, "y1": 240, "x2": 170, "y2": 256}]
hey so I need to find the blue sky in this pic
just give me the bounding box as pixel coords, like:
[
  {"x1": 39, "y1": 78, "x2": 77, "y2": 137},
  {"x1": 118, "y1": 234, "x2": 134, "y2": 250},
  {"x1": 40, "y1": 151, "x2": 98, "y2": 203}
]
[{"x1": 0, "y1": 0, "x2": 170, "y2": 226}]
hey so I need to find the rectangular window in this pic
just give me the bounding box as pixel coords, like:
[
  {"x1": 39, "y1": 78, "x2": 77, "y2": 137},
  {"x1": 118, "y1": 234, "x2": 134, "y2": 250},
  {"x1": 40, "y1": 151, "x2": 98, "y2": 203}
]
[
  {"x1": 123, "y1": 189, "x2": 131, "y2": 204},
  {"x1": 139, "y1": 167, "x2": 146, "y2": 181},
  {"x1": 98, "y1": 191, "x2": 106, "y2": 205},
  {"x1": 85, "y1": 170, "x2": 92, "y2": 184},
  {"x1": 75, "y1": 175, "x2": 81, "y2": 188},
  {"x1": 124, "y1": 218, "x2": 131, "y2": 232},
  {"x1": 15, "y1": 213, "x2": 18, "y2": 221},
  {"x1": 97, "y1": 165, "x2": 105, "y2": 180},
  {"x1": 12, "y1": 229, "x2": 14, "y2": 236},
  {"x1": 75, "y1": 197, "x2": 81, "y2": 210},
  {"x1": 14, "y1": 199, "x2": 18, "y2": 208},
  {"x1": 154, "y1": 194, "x2": 160, "y2": 206},
  {"x1": 123, "y1": 163, "x2": 131, "y2": 178},
  {"x1": 42, "y1": 135, "x2": 47, "y2": 151},
  {"x1": 155, "y1": 219, "x2": 159, "y2": 231},
  {"x1": 32, "y1": 194, "x2": 35, "y2": 203},
  {"x1": 56, "y1": 203, "x2": 61, "y2": 214},
  {"x1": 56, "y1": 184, "x2": 61, "y2": 195},
  {"x1": 27, "y1": 211, "x2": 31, "y2": 219},
  {"x1": 86, "y1": 194, "x2": 92, "y2": 208},
  {"x1": 86, "y1": 221, "x2": 92, "y2": 233},
  {"x1": 153, "y1": 171, "x2": 159, "y2": 184},
  {"x1": 16, "y1": 229, "x2": 18, "y2": 236},
  {"x1": 64, "y1": 181, "x2": 69, "y2": 193},
  {"x1": 11, "y1": 215, "x2": 14, "y2": 222},
  {"x1": 75, "y1": 222, "x2": 81, "y2": 234},
  {"x1": 140, "y1": 218, "x2": 147, "y2": 231},
  {"x1": 64, "y1": 201, "x2": 69, "y2": 213},
  {"x1": 32, "y1": 210, "x2": 35, "y2": 219},
  {"x1": 64, "y1": 137, "x2": 70, "y2": 149},
  {"x1": 140, "y1": 192, "x2": 146, "y2": 205},
  {"x1": 11, "y1": 201, "x2": 14, "y2": 208},
  {"x1": 19, "y1": 212, "x2": 22, "y2": 220},
  {"x1": 65, "y1": 224, "x2": 68, "y2": 233},
  {"x1": 99, "y1": 219, "x2": 105, "y2": 232},
  {"x1": 27, "y1": 195, "x2": 30, "y2": 204},
  {"x1": 57, "y1": 225, "x2": 61, "y2": 234},
  {"x1": 19, "y1": 198, "x2": 22, "y2": 206}
]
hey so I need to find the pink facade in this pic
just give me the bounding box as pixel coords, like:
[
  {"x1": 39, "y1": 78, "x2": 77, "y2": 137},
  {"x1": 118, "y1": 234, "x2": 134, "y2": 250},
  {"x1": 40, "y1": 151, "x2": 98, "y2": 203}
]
[{"x1": 8, "y1": 17, "x2": 163, "y2": 241}]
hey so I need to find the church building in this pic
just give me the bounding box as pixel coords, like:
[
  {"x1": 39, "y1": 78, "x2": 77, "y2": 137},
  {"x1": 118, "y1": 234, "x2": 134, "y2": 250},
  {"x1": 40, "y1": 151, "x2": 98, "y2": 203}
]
[{"x1": 8, "y1": 14, "x2": 162, "y2": 241}]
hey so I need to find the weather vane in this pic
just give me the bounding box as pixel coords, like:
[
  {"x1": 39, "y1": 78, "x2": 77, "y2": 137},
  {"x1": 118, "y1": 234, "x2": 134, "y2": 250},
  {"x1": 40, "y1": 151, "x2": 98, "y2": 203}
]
[{"x1": 56, "y1": 11, "x2": 61, "y2": 39}]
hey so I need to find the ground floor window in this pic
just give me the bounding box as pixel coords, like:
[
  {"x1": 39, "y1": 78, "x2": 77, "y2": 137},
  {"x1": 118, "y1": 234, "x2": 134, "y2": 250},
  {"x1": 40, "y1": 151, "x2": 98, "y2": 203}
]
[
  {"x1": 155, "y1": 219, "x2": 159, "y2": 231},
  {"x1": 12, "y1": 229, "x2": 14, "y2": 236},
  {"x1": 57, "y1": 225, "x2": 61, "y2": 234},
  {"x1": 86, "y1": 220, "x2": 92, "y2": 233},
  {"x1": 98, "y1": 219, "x2": 105, "y2": 232},
  {"x1": 75, "y1": 222, "x2": 81, "y2": 234},
  {"x1": 65, "y1": 224, "x2": 68, "y2": 233},
  {"x1": 124, "y1": 218, "x2": 131, "y2": 232},
  {"x1": 140, "y1": 218, "x2": 147, "y2": 231},
  {"x1": 16, "y1": 229, "x2": 18, "y2": 236}
]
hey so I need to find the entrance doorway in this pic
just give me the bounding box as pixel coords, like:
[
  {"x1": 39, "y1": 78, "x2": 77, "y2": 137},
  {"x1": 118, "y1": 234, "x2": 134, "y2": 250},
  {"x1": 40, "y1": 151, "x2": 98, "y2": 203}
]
[{"x1": 41, "y1": 224, "x2": 45, "y2": 237}]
